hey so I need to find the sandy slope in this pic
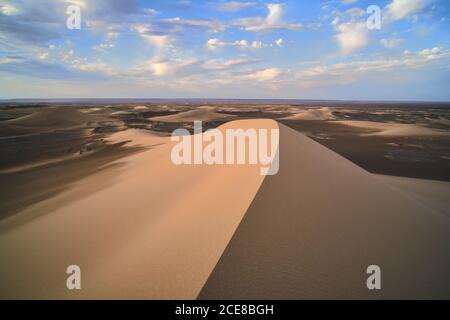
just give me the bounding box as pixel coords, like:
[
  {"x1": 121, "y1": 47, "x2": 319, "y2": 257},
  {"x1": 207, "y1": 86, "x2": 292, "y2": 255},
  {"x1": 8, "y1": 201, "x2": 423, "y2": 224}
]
[
  {"x1": 0, "y1": 119, "x2": 276, "y2": 299},
  {"x1": 375, "y1": 175, "x2": 450, "y2": 218},
  {"x1": 199, "y1": 123, "x2": 450, "y2": 299},
  {"x1": 149, "y1": 108, "x2": 235, "y2": 123}
]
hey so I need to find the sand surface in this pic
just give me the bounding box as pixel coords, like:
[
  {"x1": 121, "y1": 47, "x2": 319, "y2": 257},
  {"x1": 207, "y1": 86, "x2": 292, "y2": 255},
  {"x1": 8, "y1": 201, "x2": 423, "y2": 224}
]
[
  {"x1": 335, "y1": 120, "x2": 449, "y2": 136},
  {"x1": 375, "y1": 175, "x2": 450, "y2": 218},
  {"x1": 199, "y1": 123, "x2": 450, "y2": 299},
  {"x1": 0, "y1": 119, "x2": 276, "y2": 299},
  {"x1": 1, "y1": 117, "x2": 449, "y2": 299}
]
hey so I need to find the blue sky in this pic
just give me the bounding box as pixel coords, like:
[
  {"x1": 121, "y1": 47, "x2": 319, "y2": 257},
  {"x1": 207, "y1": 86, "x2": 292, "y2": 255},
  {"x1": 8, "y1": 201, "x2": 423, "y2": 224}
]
[{"x1": 0, "y1": 0, "x2": 449, "y2": 100}]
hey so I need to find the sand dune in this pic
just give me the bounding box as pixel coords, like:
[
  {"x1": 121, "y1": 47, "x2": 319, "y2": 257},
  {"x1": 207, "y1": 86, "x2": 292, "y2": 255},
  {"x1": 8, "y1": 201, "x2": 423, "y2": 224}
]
[
  {"x1": 0, "y1": 107, "x2": 102, "y2": 137},
  {"x1": 134, "y1": 106, "x2": 149, "y2": 111},
  {"x1": 335, "y1": 120, "x2": 449, "y2": 136},
  {"x1": 281, "y1": 107, "x2": 335, "y2": 120},
  {"x1": 199, "y1": 123, "x2": 450, "y2": 299},
  {"x1": 1, "y1": 118, "x2": 449, "y2": 299},
  {"x1": 149, "y1": 108, "x2": 235, "y2": 123},
  {"x1": 6, "y1": 107, "x2": 99, "y2": 128},
  {"x1": 0, "y1": 119, "x2": 275, "y2": 299}
]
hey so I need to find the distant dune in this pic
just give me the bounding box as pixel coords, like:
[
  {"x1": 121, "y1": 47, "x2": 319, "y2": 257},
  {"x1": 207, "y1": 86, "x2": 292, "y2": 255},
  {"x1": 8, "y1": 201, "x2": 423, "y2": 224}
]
[
  {"x1": 281, "y1": 107, "x2": 335, "y2": 120},
  {"x1": 335, "y1": 120, "x2": 450, "y2": 136},
  {"x1": 1, "y1": 118, "x2": 449, "y2": 299},
  {"x1": 149, "y1": 108, "x2": 235, "y2": 123},
  {"x1": 6, "y1": 107, "x2": 100, "y2": 128},
  {"x1": 0, "y1": 107, "x2": 102, "y2": 136}
]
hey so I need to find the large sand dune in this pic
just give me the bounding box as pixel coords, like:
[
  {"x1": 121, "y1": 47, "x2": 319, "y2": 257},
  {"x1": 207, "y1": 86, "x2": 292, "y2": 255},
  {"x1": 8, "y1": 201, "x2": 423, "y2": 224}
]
[
  {"x1": 0, "y1": 119, "x2": 274, "y2": 299},
  {"x1": 199, "y1": 123, "x2": 450, "y2": 299}
]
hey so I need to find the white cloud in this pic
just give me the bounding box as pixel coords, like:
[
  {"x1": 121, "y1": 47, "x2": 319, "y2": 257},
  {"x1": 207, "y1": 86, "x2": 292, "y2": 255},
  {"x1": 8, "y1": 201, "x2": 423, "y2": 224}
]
[
  {"x1": 106, "y1": 31, "x2": 120, "y2": 40},
  {"x1": 132, "y1": 24, "x2": 175, "y2": 49},
  {"x1": 206, "y1": 38, "x2": 276, "y2": 50},
  {"x1": 296, "y1": 46, "x2": 450, "y2": 85},
  {"x1": 217, "y1": 1, "x2": 256, "y2": 12},
  {"x1": 71, "y1": 61, "x2": 117, "y2": 76},
  {"x1": 93, "y1": 43, "x2": 116, "y2": 51},
  {"x1": 233, "y1": 3, "x2": 302, "y2": 31},
  {"x1": 341, "y1": 0, "x2": 358, "y2": 4},
  {"x1": 418, "y1": 46, "x2": 443, "y2": 60},
  {"x1": 0, "y1": 3, "x2": 19, "y2": 15},
  {"x1": 38, "y1": 53, "x2": 49, "y2": 60},
  {"x1": 266, "y1": 3, "x2": 283, "y2": 25},
  {"x1": 207, "y1": 38, "x2": 249, "y2": 50},
  {"x1": 380, "y1": 38, "x2": 403, "y2": 48},
  {"x1": 160, "y1": 17, "x2": 227, "y2": 32},
  {"x1": 132, "y1": 23, "x2": 150, "y2": 34},
  {"x1": 344, "y1": 8, "x2": 365, "y2": 18},
  {"x1": 142, "y1": 35, "x2": 174, "y2": 49},
  {"x1": 148, "y1": 60, "x2": 174, "y2": 76},
  {"x1": 203, "y1": 58, "x2": 258, "y2": 70},
  {"x1": 245, "y1": 68, "x2": 281, "y2": 81},
  {"x1": 275, "y1": 38, "x2": 284, "y2": 47},
  {"x1": 143, "y1": 58, "x2": 198, "y2": 77},
  {"x1": 384, "y1": 0, "x2": 428, "y2": 23},
  {"x1": 335, "y1": 22, "x2": 368, "y2": 55}
]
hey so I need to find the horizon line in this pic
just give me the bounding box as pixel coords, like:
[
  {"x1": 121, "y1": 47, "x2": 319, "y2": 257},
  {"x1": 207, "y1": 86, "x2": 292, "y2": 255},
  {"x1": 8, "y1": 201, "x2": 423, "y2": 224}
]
[{"x1": 1, "y1": 98, "x2": 450, "y2": 104}]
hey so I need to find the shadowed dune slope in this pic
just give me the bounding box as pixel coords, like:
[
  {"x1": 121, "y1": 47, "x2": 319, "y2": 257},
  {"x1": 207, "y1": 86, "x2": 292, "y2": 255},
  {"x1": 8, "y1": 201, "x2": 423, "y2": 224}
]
[
  {"x1": 6, "y1": 107, "x2": 100, "y2": 128},
  {"x1": 0, "y1": 107, "x2": 102, "y2": 136},
  {"x1": 199, "y1": 123, "x2": 450, "y2": 299}
]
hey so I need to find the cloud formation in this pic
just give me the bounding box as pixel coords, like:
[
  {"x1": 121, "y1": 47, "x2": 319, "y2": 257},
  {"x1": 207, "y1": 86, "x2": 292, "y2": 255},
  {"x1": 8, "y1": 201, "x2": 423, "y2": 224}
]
[
  {"x1": 0, "y1": 0, "x2": 448, "y2": 100},
  {"x1": 233, "y1": 3, "x2": 302, "y2": 31},
  {"x1": 216, "y1": 1, "x2": 256, "y2": 12}
]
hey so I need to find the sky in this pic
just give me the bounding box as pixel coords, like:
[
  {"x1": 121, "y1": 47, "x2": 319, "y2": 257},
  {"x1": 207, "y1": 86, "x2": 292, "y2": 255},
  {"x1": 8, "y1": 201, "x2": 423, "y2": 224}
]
[{"x1": 0, "y1": 0, "x2": 449, "y2": 101}]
